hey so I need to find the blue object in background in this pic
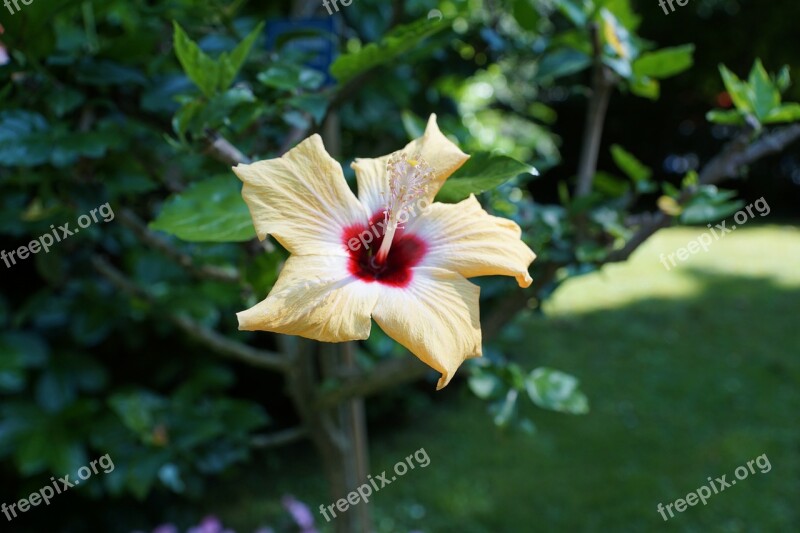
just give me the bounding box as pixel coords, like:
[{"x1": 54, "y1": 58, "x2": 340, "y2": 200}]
[{"x1": 266, "y1": 17, "x2": 339, "y2": 86}]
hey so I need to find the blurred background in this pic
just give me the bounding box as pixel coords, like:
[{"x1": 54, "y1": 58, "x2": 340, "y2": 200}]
[{"x1": 0, "y1": 0, "x2": 798, "y2": 531}]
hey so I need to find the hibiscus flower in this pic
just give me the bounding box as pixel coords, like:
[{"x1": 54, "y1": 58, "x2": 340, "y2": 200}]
[{"x1": 233, "y1": 115, "x2": 535, "y2": 389}]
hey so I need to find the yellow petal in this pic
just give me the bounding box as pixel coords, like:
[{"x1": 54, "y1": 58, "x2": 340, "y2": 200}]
[
  {"x1": 233, "y1": 135, "x2": 367, "y2": 256},
  {"x1": 238, "y1": 255, "x2": 380, "y2": 342},
  {"x1": 408, "y1": 195, "x2": 535, "y2": 288},
  {"x1": 350, "y1": 156, "x2": 389, "y2": 215},
  {"x1": 372, "y1": 267, "x2": 482, "y2": 389},
  {"x1": 351, "y1": 114, "x2": 469, "y2": 214},
  {"x1": 405, "y1": 115, "x2": 471, "y2": 201}
]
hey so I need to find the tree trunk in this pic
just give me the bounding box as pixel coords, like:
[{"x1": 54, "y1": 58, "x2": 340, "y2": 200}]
[{"x1": 285, "y1": 339, "x2": 373, "y2": 533}]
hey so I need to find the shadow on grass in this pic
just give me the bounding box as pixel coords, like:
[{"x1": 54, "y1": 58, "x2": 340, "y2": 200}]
[{"x1": 426, "y1": 268, "x2": 800, "y2": 532}]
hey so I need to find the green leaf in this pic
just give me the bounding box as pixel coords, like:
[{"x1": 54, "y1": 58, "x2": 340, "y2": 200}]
[
  {"x1": 763, "y1": 103, "x2": 800, "y2": 124},
  {"x1": 468, "y1": 373, "x2": 504, "y2": 400},
  {"x1": 748, "y1": 59, "x2": 780, "y2": 121},
  {"x1": 172, "y1": 100, "x2": 204, "y2": 139},
  {"x1": 245, "y1": 250, "x2": 285, "y2": 296},
  {"x1": 75, "y1": 60, "x2": 148, "y2": 86},
  {"x1": 257, "y1": 63, "x2": 323, "y2": 91},
  {"x1": 554, "y1": 0, "x2": 588, "y2": 27},
  {"x1": 158, "y1": 463, "x2": 186, "y2": 493},
  {"x1": 287, "y1": 94, "x2": 329, "y2": 124},
  {"x1": 109, "y1": 390, "x2": 166, "y2": 437},
  {"x1": 603, "y1": 56, "x2": 632, "y2": 79},
  {"x1": 629, "y1": 76, "x2": 660, "y2": 100},
  {"x1": 610, "y1": 144, "x2": 652, "y2": 182},
  {"x1": 150, "y1": 176, "x2": 256, "y2": 242},
  {"x1": 14, "y1": 420, "x2": 56, "y2": 475},
  {"x1": 662, "y1": 181, "x2": 680, "y2": 198},
  {"x1": 490, "y1": 389, "x2": 519, "y2": 427},
  {"x1": 706, "y1": 109, "x2": 746, "y2": 125},
  {"x1": 435, "y1": 153, "x2": 538, "y2": 203},
  {"x1": 506, "y1": 363, "x2": 527, "y2": 391},
  {"x1": 172, "y1": 22, "x2": 262, "y2": 97},
  {"x1": 525, "y1": 367, "x2": 589, "y2": 414},
  {"x1": 0, "y1": 111, "x2": 114, "y2": 167},
  {"x1": 680, "y1": 201, "x2": 744, "y2": 225},
  {"x1": 221, "y1": 22, "x2": 265, "y2": 88},
  {"x1": 593, "y1": 171, "x2": 630, "y2": 197},
  {"x1": 775, "y1": 65, "x2": 791, "y2": 93},
  {"x1": 330, "y1": 16, "x2": 450, "y2": 84},
  {"x1": 536, "y1": 49, "x2": 592, "y2": 81},
  {"x1": 198, "y1": 87, "x2": 257, "y2": 128},
  {"x1": 679, "y1": 185, "x2": 744, "y2": 224},
  {"x1": 576, "y1": 241, "x2": 609, "y2": 262},
  {"x1": 632, "y1": 44, "x2": 694, "y2": 79},
  {"x1": 0, "y1": 333, "x2": 49, "y2": 394},
  {"x1": 401, "y1": 110, "x2": 426, "y2": 140},
  {"x1": 127, "y1": 451, "x2": 170, "y2": 499},
  {"x1": 719, "y1": 64, "x2": 753, "y2": 113},
  {"x1": 681, "y1": 170, "x2": 699, "y2": 188},
  {"x1": 512, "y1": 0, "x2": 541, "y2": 29},
  {"x1": 602, "y1": 0, "x2": 642, "y2": 30},
  {"x1": 47, "y1": 87, "x2": 85, "y2": 117},
  {"x1": 0, "y1": 111, "x2": 51, "y2": 166},
  {"x1": 173, "y1": 22, "x2": 220, "y2": 97},
  {"x1": 35, "y1": 371, "x2": 77, "y2": 413},
  {"x1": 527, "y1": 102, "x2": 558, "y2": 124},
  {"x1": 0, "y1": 0, "x2": 85, "y2": 58},
  {"x1": 256, "y1": 67, "x2": 296, "y2": 90}
]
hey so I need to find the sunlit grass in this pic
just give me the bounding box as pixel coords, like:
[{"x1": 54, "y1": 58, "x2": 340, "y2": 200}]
[{"x1": 545, "y1": 225, "x2": 800, "y2": 315}]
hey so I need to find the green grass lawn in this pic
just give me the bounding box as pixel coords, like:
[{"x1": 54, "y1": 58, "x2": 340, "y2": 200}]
[{"x1": 210, "y1": 225, "x2": 800, "y2": 532}]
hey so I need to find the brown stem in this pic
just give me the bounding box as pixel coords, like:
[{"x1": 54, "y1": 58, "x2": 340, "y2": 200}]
[{"x1": 575, "y1": 23, "x2": 616, "y2": 198}]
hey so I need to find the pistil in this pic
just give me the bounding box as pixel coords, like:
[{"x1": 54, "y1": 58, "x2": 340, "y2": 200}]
[{"x1": 375, "y1": 152, "x2": 434, "y2": 264}]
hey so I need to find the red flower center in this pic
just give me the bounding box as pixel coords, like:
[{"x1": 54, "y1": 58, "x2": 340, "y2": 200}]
[{"x1": 341, "y1": 212, "x2": 427, "y2": 287}]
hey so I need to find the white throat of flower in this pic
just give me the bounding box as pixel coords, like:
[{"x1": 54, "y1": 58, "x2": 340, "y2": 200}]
[{"x1": 374, "y1": 151, "x2": 434, "y2": 265}]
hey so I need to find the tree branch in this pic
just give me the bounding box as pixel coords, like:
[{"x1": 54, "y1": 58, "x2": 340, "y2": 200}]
[
  {"x1": 607, "y1": 123, "x2": 800, "y2": 263},
  {"x1": 481, "y1": 261, "x2": 562, "y2": 338},
  {"x1": 204, "y1": 129, "x2": 251, "y2": 166},
  {"x1": 118, "y1": 208, "x2": 242, "y2": 284},
  {"x1": 316, "y1": 355, "x2": 429, "y2": 410},
  {"x1": 169, "y1": 315, "x2": 287, "y2": 371},
  {"x1": 251, "y1": 426, "x2": 308, "y2": 448},
  {"x1": 91, "y1": 256, "x2": 287, "y2": 372}
]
